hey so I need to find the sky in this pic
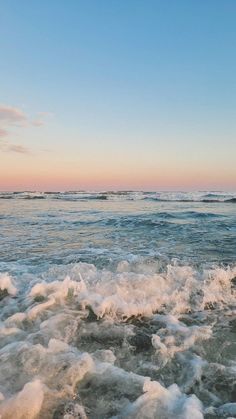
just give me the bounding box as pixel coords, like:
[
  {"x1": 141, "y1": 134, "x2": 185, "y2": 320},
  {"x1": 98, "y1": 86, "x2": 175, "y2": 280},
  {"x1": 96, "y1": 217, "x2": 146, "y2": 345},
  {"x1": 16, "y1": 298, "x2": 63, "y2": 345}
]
[{"x1": 0, "y1": 0, "x2": 236, "y2": 191}]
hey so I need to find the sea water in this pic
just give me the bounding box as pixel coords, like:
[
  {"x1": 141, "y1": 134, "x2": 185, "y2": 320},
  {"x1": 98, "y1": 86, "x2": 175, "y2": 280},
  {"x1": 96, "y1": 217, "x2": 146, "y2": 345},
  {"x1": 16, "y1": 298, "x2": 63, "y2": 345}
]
[{"x1": 0, "y1": 191, "x2": 235, "y2": 418}]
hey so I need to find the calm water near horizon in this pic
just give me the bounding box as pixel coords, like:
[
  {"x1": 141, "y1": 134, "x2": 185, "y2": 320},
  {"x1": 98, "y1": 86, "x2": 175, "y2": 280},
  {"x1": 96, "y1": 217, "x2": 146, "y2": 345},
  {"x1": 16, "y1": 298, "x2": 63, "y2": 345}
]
[{"x1": 0, "y1": 191, "x2": 236, "y2": 418}]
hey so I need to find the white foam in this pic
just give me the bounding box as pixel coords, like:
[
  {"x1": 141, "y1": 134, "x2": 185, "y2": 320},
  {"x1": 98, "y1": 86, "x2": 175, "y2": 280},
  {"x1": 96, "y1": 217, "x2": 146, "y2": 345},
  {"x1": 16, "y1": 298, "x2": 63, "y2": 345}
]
[
  {"x1": 5, "y1": 312, "x2": 27, "y2": 326},
  {"x1": 47, "y1": 338, "x2": 70, "y2": 353},
  {"x1": 27, "y1": 297, "x2": 56, "y2": 320},
  {"x1": 0, "y1": 379, "x2": 44, "y2": 419},
  {"x1": 118, "y1": 379, "x2": 203, "y2": 418},
  {"x1": 0, "y1": 261, "x2": 235, "y2": 417},
  {"x1": 26, "y1": 275, "x2": 86, "y2": 321},
  {"x1": 29, "y1": 275, "x2": 86, "y2": 301},
  {"x1": 151, "y1": 314, "x2": 212, "y2": 363},
  {"x1": 0, "y1": 273, "x2": 17, "y2": 297},
  {"x1": 0, "y1": 322, "x2": 20, "y2": 337},
  {"x1": 63, "y1": 404, "x2": 88, "y2": 419},
  {"x1": 72, "y1": 263, "x2": 236, "y2": 320}
]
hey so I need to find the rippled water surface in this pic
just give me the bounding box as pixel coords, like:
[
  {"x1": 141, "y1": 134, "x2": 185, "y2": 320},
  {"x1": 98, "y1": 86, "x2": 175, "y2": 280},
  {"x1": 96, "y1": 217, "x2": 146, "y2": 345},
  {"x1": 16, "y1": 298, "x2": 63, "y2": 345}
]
[{"x1": 0, "y1": 191, "x2": 235, "y2": 418}]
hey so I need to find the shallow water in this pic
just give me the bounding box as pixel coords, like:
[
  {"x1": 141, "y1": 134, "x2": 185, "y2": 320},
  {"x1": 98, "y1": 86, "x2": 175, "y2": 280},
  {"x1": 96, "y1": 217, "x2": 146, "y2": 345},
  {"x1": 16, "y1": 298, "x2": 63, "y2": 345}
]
[{"x1": 0, "y1": 191, "x2": 235, "y2": 418}]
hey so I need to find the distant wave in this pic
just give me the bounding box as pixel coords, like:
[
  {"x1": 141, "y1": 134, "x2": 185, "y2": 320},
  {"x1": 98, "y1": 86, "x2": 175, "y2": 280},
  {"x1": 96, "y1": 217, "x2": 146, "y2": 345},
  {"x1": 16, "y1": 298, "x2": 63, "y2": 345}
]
[
  {"x1": 0, "y1": 191, "x2": 235, "y2": 202},
  {"x1": 225, "y1": 197, "x2": 236, "y2": 203},
  {"x1": 23, "y1": 195, "x2": 46, "y2": 200}
]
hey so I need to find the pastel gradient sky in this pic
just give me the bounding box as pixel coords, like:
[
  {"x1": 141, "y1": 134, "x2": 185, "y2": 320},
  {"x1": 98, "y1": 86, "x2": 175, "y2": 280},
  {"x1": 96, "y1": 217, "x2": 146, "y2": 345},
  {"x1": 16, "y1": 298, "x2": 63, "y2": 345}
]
[{"x1": 0, "y1": 0, "x2": 236, "y2": 191}]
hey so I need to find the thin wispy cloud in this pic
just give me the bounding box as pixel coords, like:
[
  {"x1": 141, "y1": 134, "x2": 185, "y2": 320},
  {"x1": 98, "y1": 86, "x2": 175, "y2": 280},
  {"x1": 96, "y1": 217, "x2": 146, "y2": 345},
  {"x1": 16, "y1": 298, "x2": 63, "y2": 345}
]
[
  {"x1": 0, "y1": 105, "x2": 28, "y2": 126},
  {"x1": 0, "y1": 139, "x2": 30, "y2": 154},
  {"x1": 0, "y1": 128, "x2": 8, "y2": 137},
  {"x1": 32, "y1": 119, "x2": 44, "y2": 127},
  {"x1": 7, "y1": 144, "x2": 30, "y2": 154},
  {"x1": 31, "y1": 112, "x2": 53, "y2": 127},
  {"x1": 0, "y1": 104, "x2": 48, "y2": 131},
  {"x1": 0, "y1": 104, "x2": 50, "y2": 154}
]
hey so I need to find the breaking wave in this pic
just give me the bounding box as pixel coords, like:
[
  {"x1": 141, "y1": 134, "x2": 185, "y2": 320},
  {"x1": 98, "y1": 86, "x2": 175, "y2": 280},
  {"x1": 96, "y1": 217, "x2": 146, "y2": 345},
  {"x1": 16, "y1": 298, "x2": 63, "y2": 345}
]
[{"x1": 0, "y1": 191, "x2": 236, "y2": 203}]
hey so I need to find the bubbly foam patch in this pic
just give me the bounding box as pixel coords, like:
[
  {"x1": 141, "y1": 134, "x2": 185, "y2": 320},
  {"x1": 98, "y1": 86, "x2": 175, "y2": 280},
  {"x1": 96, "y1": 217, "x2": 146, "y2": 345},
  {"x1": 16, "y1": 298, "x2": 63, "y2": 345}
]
[
  {"x1": 0, "y1": 273, "x2": 17, "y2": 297},
  {"x1": 0, "y1": 379, "x2": 44, "y2": 419},
  {"x1": 0, "y1": 261, "x2": 235, "y2": 417}
]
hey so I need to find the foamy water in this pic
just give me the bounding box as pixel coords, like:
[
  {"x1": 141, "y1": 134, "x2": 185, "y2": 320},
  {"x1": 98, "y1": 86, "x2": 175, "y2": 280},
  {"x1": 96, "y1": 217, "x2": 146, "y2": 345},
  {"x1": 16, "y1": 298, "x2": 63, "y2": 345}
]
[{"x1": 0, "y1": 192, "x2": 235, "y2": 418}]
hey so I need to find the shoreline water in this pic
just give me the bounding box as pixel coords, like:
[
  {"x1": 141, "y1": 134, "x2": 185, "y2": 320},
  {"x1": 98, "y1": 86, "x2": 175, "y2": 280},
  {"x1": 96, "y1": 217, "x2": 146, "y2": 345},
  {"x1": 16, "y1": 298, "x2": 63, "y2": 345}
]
[{"x1": 0, "y1": 192, "x2": 235, "y2": 418}]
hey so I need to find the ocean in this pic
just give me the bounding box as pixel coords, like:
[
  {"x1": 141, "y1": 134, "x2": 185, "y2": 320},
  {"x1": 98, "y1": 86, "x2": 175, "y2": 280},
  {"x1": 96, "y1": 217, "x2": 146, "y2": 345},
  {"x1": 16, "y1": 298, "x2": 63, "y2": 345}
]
[{"x1": 0, "y1": 191, "x2": 235, "y2": 418}]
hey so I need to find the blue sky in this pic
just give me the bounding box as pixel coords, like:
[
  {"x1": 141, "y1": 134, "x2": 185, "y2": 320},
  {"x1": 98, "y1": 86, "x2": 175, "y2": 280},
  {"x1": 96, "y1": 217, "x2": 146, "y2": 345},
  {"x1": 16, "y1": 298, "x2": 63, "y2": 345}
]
[{"x1": 0, "y1": 0, "x2": 236, "y2": 190}]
